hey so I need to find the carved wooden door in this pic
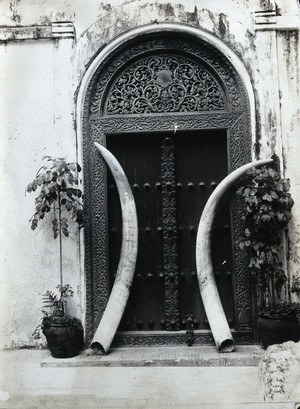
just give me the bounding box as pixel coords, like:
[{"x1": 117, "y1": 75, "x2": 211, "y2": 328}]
[
  {"x1": 83, "y1": 32, "x2": 255, "y2": 346},
  {"x1": 106, "y1": 129, "x2": 235, "y2": 335}
]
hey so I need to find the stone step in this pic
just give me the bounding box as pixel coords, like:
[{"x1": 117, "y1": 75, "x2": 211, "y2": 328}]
[{"x1": 41, "y1": 345, "x2": 264, "y2": 367}]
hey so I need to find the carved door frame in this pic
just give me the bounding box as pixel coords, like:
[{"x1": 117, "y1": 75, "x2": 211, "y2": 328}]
[{"x1": 81, "y1": 27, "x2": 255, "y2": 346}]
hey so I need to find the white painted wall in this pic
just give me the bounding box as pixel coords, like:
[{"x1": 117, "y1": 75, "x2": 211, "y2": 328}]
[
  {"x1": 0, "y1": 39, "x2": 81, "y2": 348},
  {"x1": 0, "y1": 0, "x2": 299, "y2": 348}
]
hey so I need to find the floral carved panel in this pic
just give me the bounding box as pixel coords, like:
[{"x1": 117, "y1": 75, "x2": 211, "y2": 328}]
[
  {"x1": 104, "y1": 55, "x2": 227, "y2": 115},
  {"x1": 86, "y1": 34, "x2": 244, "y2": 119}
]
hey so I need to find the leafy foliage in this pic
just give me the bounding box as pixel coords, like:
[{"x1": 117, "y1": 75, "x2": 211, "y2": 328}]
[
  {"x1": 42, "y1": 315, "x2": 83, "y2": 331},
  {"x1": 41, "y1": 284, "x2": 74, "y2": 317},
  {"x1": 32, "y1": 285, "x2": 75, "y2": 339},
  {"x1": 259, "y1": 303, "x2": 299, "y2": 320},
  {"x1": 27, "y1": 157, "x2": 85, "y2": 341},
  {"x1": 26, "y1": 156, "x2": 84, "y2": 237},
  {"x1": 237, "y1": 166, "x2": 294, "y2": 310}
]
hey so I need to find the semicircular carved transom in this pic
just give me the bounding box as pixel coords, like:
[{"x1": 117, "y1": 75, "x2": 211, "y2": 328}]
[
  {"x1": 103, "y1": 54, "x2": 227, "y2": 115},
  {"x1": 87, "y1": 36, "x2": 245, "y2": 118}
]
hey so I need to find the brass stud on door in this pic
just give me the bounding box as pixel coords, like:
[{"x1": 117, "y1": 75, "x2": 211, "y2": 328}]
[
  {"x1": 137, "y1": 320, "x2": 144, "y2": 329},
  {"x1": 199, "y1": 182, "x2": 206, "y2": 189},
  {"x1": 188, "y1": 182, "x2": 194, "y2": 189},
  {"x1": 204, "y1": 319, "x2": 210, "y2": 328},
  {"x1": 144, "y1": 183, "x2": 151, "y2": 190},
  {"x1": 178, "y1": 226, "x2": 184, "y2": 234},
  {"x1": 148, "y1": 319, "x2": 155, "y2": 329}
]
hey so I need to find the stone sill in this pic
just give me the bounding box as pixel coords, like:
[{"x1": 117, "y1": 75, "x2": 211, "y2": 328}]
[{"x1": 41, "y1": 345, "x2": 264, "y2": 368}]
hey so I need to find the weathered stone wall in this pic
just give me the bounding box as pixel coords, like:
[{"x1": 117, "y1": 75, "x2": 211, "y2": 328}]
[{"x1": 0, "y1": 0, "x2": 299, "y2": 348}]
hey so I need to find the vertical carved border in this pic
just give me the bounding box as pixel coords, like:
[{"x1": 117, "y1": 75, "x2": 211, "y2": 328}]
[
  {"x1": 83, "y1": 121, "x2": 109, "y2": 344},
  {"x1": 161, "y1": 136, "x2": 181, "y2": 330},
  {"x1": 82, "y1": 116, "x2": 93, "y2": 344},
  {"x1": 230, "y1": 114, "x2": 253, "y2": 332}
]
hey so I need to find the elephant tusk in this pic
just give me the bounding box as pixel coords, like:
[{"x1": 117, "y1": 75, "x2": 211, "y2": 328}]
[
  {"x1": 196, "y1": 159, "x2": 273, "y2": 353},
  {"x1": 91, "y1": 142, "x2": 138, "y2": 354}
]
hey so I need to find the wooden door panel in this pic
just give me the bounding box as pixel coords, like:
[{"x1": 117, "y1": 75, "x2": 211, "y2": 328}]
[
  {"x1": 106, "y1": 130, "x2": 235, "y2": 333},
  {"x1": 175, "y1": 130, "x2": 234, "y2": 329},
  {"x1": 107, "y1": 133, "x2": 165, "y2": 331}
]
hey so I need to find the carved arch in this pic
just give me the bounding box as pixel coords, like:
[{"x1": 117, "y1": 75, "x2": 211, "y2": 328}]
[{"x1": 80, "y1": 25, "x2": 255, "y2": 345}]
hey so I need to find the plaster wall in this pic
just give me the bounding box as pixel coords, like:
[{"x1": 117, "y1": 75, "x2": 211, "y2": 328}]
[
  {"x1": 0, "y1": 38, "x2": 82, "y2": 348},
  {"x1": 0, "y1": 0, "x2": 299, "y2": 348}
]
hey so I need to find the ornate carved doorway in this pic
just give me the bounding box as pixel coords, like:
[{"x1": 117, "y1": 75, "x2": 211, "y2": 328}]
[{"x1": 82, "y1": 31, "x2": 254, "y2": 346}]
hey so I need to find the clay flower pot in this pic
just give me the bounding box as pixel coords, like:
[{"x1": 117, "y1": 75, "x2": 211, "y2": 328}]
[
  {"x1": 257, "y1": 309, "x2": 298, "y2": 348},
  {"x1": 42, "y1": 315, "x2": 84, "y2": 358}
]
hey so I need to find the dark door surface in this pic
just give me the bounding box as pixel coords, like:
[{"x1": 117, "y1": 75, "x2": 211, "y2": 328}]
[{"x1": 106, "y1": 129, "x2": 234, "y2": 334}]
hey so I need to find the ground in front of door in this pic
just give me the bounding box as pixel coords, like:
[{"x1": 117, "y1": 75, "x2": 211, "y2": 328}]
[{"x1": 0, "y1": 348, "x2": 299, "y2": 409}]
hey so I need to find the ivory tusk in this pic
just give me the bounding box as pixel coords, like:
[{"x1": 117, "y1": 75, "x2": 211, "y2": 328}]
[
  {"x1": 91, "y1": 142, "x2": 138, "y2": 354},
  {"x1": 196, "y1": 159, "x2": 273, "y2": 353}
]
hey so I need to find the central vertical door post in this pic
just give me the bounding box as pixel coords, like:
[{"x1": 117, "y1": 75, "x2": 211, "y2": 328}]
[{"x1": 161, "y1": 135, "x2": 181, "y2": 330}]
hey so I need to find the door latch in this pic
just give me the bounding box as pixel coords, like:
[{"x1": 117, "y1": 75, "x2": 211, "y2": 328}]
[{"x1": 185, "y1": 314, "x2": 194, "y2": 347}]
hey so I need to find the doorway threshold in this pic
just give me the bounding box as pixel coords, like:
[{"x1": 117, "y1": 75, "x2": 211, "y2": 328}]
[{"x1": 41, "y1": 345, "x2": 264, "y2": 368}]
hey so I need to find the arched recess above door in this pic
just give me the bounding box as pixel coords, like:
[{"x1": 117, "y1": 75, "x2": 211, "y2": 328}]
[{"x1": 81, "y1": 27, "x2": 255, "y2": 346}]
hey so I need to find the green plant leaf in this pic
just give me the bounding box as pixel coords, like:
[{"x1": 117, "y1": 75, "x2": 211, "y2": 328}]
[
  {"x1": 68, "y1": 163, "x2": 76, "y2": 172},
  {"x1": 62, "y1": 228, "x2": 69, "y2": 237},
  {"x1": 262, "y1": 193, "x2": 272, "y2": 202},
  {"x1": 261, "y1": 214, "x2": 271, "y2": 222},
  {"x1": 31, "y1": 219, "x2": 38, "y2": 230}
]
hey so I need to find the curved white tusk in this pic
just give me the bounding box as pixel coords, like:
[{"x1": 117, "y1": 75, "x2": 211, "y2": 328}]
[
  {"x1": 91, "y1": 142, "x2": 138, "y2": 354},
  {"x1": 196, "y1": 159, "x2": 273, "y2": 353}
]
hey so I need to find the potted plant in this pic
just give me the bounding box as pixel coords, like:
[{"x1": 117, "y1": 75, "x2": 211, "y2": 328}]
[
  {"x1": 27, "y1": 156, "x2": 85, "y2": 357},
  {"x1": 38, "y1": 285, "x2": 85, "y2": 358},
  {"x1": 237, "y1": 163, "x2": 299, "y2": 348}
]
